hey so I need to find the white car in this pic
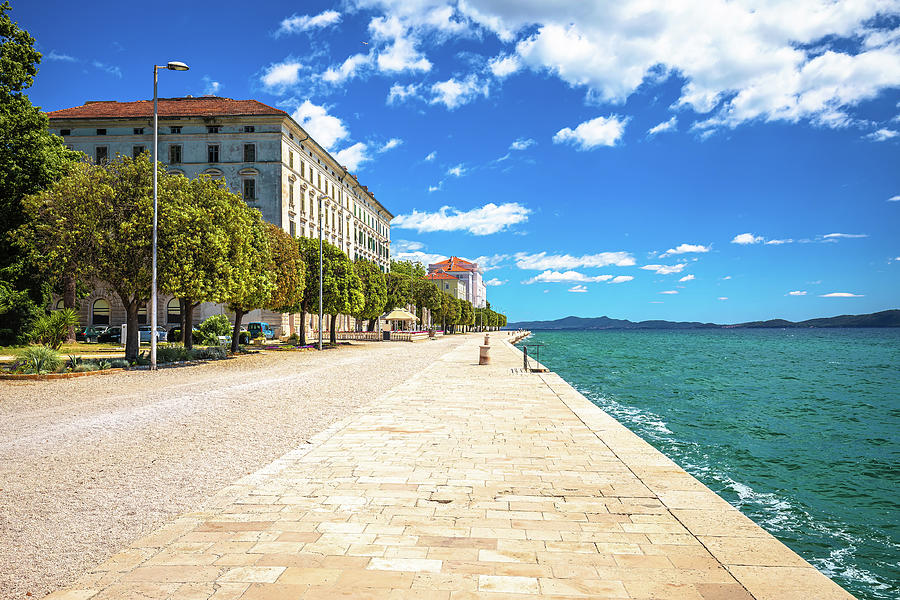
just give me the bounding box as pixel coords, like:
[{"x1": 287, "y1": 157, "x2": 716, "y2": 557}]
[{"x1": 139, "y1": 325, "x2": 168, "y2": 343}]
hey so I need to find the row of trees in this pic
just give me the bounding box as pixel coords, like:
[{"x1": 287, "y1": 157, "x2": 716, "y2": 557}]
[{"x1": 16, "y1": 153, "x2": 506, "y2": 360}]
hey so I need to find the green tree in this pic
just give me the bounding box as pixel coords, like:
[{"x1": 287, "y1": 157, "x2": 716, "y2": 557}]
[
  {"x1": 353, "y1": 259, "x2": 387, "y2": 331},
  {"x1": 264, "y1": 222, "x2": 306, "y2": 324},
  {"x1": 225, "y1": 207, "x2": 274, "y2": 353},
  {"x1": 158, "y1": 174, "x2": 251, "y2": 349},
  {"x1": 459, "y1": 300, "x2": 474, "y2": 331},
  {"x1": 390, "y1": 259, "x2": 426, "y2": 279},
  {"x1": 0, "y1": 2, "x2": 78, "y2": 343},
  {"x1": 326, "y1": 245, "x2": 363, "y2": 344},
  {"x1": 384, "y1": 271, "x2": 412, "y2": 315}
]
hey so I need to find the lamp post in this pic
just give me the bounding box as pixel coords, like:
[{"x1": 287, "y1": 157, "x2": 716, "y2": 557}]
[
  {"x1": 151, "y1": 61, "x2": 189, "y2": 371},
  {"x1": 317, "y1": 194, "x2": 329, "y2": 351}
]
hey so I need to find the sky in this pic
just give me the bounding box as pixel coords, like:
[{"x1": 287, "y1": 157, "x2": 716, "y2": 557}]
[{"x1": 17, "y1": 0, "x2": 900, "y2": 323}]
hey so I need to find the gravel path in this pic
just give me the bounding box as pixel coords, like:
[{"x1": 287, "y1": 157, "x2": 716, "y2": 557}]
[{"x1": 0, "y1": 336, "x2": 468, "y2": 599}]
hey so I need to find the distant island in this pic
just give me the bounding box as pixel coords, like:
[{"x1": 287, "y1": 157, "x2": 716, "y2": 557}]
[{"x1": 508, "y1": 309, "x2": 900, "y2": 330}]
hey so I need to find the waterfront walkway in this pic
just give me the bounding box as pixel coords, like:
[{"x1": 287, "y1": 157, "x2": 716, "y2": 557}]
[{"x1": 48, "y1": 334, "x2": 852, "y2": 600}]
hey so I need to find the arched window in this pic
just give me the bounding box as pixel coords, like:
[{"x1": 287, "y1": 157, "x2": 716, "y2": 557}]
[
  {"x1": 166, "y1": 298, "x2": 181, "y2": 324},
  {"x1": 137, "y1": 304, "x2": 147, "y2": 325},
  {"x1": 92, "y1": 299, "x2": 110, "y2": 325},
  {"x1": 54, "y1": 299, "x2": 64, "y2": 310}
]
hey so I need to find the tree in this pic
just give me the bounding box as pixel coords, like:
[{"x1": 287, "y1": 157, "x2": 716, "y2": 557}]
[
  {"x1": 295, "y1": 238, "x2": 353, "y2": 347},
  {"x1": 158, "y1": 174, "x2": 253, "y2": 349},
  {"x1": 353, "y1": 259, "x2": 386, "y2": 331},
  {"x1": 0, "y1": 2, "x2": 78, "y2": 343},
  {"x1": 225, "y1": 207, "x2": 274, "y2": 353},
  {"x1": 460, "y1": 300, "x2": 474, "y2": 332},
  {"x1": 264, "y1": 222, "x2": 306, "y2": 325},
  {"x1": 384, "y1": 271, "x2": 412, "y2": 314},
  {"x1": 326, "y1": 245, "x2": 363, "y2": 344}
]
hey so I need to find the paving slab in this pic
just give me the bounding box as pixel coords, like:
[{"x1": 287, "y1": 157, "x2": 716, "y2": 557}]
[{"x1": 46, "y1": 333, "x2": 854, "y2": 599}]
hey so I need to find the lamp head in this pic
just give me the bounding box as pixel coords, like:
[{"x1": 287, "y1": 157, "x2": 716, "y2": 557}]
[
  {"x1": 166, "y1": 61, "x2": 190, "y2": 71},
  {"x1": 318, "y1": 194, "x2": 330, "y2": 201}
]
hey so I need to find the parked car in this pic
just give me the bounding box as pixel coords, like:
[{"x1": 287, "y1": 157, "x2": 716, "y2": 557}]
[
  {"x1": 247, "y1": 322, "x2": 275, "y2": 340},
  {"x1": 75, "y1": 325, "x2": 108, "y2": 343},
  {"x1": 139, "y1": 325, "x2": 168, "y2": 343},
  {"x1": 97, "y1": 326, "x2": 122, "y2": 344}
]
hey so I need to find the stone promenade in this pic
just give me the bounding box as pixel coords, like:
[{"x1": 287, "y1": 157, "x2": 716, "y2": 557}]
[{"x1": 46, "y1": 334, "x2": 853, "y2": 600}]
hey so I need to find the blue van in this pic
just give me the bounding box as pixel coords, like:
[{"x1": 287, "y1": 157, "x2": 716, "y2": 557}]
[{"x1": 247, "y1": 322, "x2": 275, "y2": 340}]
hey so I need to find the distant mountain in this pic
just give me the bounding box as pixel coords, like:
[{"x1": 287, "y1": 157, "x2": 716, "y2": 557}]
[{"x1": 508, "y1": 310, "x2": 900, "y2": 330}]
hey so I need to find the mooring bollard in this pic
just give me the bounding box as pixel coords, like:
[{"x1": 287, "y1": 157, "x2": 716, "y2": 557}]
[
  {"x1": 479, "y1": 344, "x2": 491, "y2": 365},
  {"x1": 484, "y1": 333, "x2": 490, "y2": 346}
]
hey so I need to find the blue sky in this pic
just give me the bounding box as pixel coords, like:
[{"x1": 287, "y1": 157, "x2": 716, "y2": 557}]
[{"x1": 18, "y1": 0, "x2": 900, "y2": 323}]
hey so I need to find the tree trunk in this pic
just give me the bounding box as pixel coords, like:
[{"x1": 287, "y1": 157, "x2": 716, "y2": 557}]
[
  {"x1": 180, "y1": 299, "x2": 196, "y2": 350},
  {"x1": 121, "y1": 296, "x2": 140, "y2": 362},
  {"x1": 230, "y1": 308, "x2": 246, "y2": 354},
  {"x1": 367, "y1": 318, "x2": 375, "y2": 332},
  {"x1": 299, "y1": 310, "x2": 307, "y2": 346},
  {"x1": 329, "y1": 313, "x2": 338, "y2": 345}
]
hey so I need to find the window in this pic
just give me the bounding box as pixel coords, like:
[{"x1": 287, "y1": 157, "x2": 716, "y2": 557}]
[
  {"x1": 289, "y1": 182, "x2": 294, "y2": 205},
  {"x1": 92, "y1": 299, "x2": 110, "y2": 325},
  {"x1": 169, "y1": 144, "x2": 182, "y2": 164},
  {"x1": 95, "y1": 146, "x2": 108, "y2": 164},
  {"x1": 133, "y1": 127, "x2": 144, "y2": 135},
  {"x1": 243, "y1": 144, "x2": 256, "y2": 162},
  {"x1": 243, "y1": 179, "x2": 256, "y2": 201},
  {"x1": 243, "y1": 125, "x2": 255, "y2": 133},
  {"x1": 289, "y1": 151, "x2": 293, "y2": 169},
  {"x1": 170, "y1": 126, "x2": 181, "y2": 134},
  {"x1": 132, "y1": 145, "x2": 145, "y2": 159},
  {"x1": 207, "y1": 144, "x2": 219, "y2": 163},
  {"x1": 207, "y1": 125, "x2": 219, "y2": 134},
  {"x1": 301, "y1": 161, "x2": 305, "y2": 179},
  {"x1": 289, "y1": 221, "x2": 296, "y2": 237},
  {"x1": 166, "y1": 298, "x2": 181, "y2": 324},
  {"x1": 60, "y1": 128, "x2": 70, "y2": 136},
  {"x1": 96, "y1": 128, "x2": 106, "y2": 136}
]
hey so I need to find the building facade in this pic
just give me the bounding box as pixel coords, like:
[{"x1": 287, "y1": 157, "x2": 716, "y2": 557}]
[
  {"x1": 423, "y1": 271, "x2": 466, "y2": 301},
  {"x1": 427, "y1": 257, "x2": 487, "y2": 308},
  {"x1": 46, "y1": 96, "x2": 394, "y2": 335}
]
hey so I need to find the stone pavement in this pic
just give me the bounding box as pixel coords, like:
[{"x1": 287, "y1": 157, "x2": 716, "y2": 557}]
[{"x1": 46, "y1": 334, "x2": 853, "y2": 600}]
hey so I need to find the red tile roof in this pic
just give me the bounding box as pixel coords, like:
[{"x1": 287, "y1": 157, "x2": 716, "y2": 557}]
[
  {"x1": 429, "y1": 256, "x2": 477, "y2": 272},
  {"x1": 46, "y1": 96, "x2": 288, "y2": 120},
  {"x1": 424, "y1": 272, "x2": 459, "y2": 281}
]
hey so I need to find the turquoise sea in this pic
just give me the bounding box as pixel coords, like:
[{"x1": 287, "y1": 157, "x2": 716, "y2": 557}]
[{"x1": 518, "y1": 329, "x2": 899, "y2": 600}]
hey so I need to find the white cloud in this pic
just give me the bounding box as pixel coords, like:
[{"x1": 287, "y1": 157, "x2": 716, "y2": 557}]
[
  {"x1": 568, "y1": 284, "x2": 589, "y2": 293},
  {"x1": 524, "y1": 270, "x2": 614, "y2": 284},
  {"x1": 427, "y1": 183, "x2": 442, "y2": 193},
  {"x1": 202, "y1": 76, "x2": 221, "y2": 95},
  {"x1": 485, "y1": 278, "x2": 507, "y2": 286},
  {"x1": 510, "y1": 138, "x2": 536, "y2": 151},
  {"x1": 262, "y1": 60, "x2": 303, "y2": 91},
  {"x1": 394, "y1": 250, "x2": 447, "y2": 266},
  {"x1": 447, "y1": 164, "x2": 466, "y2": 177},
  {"x1": 489, "y1": 54, "x2": 522, "y2": 78},
  {"x1": 470, "y1": 254, "x2": 510, "y2": 272},
  {"x1": 514, "y1": 251, "x2": 636, "y2": 270},
  {"x1": 333, "y1": 142, "x2": 370, "y2": 171},
  {"x1": 553, "y1": 115, "x2": 628, "y2": 150},
  {"x1": 823, "y1": 233, "x2": 868, "y2": 239},
  {"x1": 370, "y1": 16, "x2": 432, "y2": 73},
  {"x1": 718, "y1": 297, "x2": 728, "y2": 301},
  {"x1": 679, "y1": 274, "x2": 695, "y2": 282},
  {"x1": 392, "y1": 240, "x2": 424, "y2": 253},
  {"x1": 660, "y1": 243, "x2": 710, "y2": 257},
  {"x1": 92, "y1": 61, "x2": 121, "y2": 78},
  {"x1": 641, "y1": 263, "x2": 687, "y2": 275},
  {"x1": 765, "y1": 238, "x2": 794, "y2": 245},
  {"x1": 322, "y1": 53, "x2": 373, "y2": 84},
  {"x1": 387, "y1": 82, "x2": 422, "y2": 104},
  {"x1": 648, "y1": 116, "x2": 678, "y2": 136},
  {"x1": 424, "y1": 151, "x2": 437, "y2": 161},
  {"x1": 278, "y1": 10, "x2": 341, "y2": 35},
  {"x1": 430, "y1": 75, "x2": 489, "y2": 109},
  {"x1": 609, "y1": 275, "x2": 634, "y2": 284},
  {"x1": 865, "y1": 128, "x2": 899, "y2": 141},
  {"x1": 660, "y1": 290, "x2": 679, "y2": 295},
  {"x1": 46, "y1": 51, "x2": 76, "y2": 62},
  {"x1": 723, "y1": 275, "x2": 732, "y2": 280},
  {"x1": 821, "y1": 292, "x2": 864, "y2": 297},
  {"x1": 291, "y1": 100, "x2": 348, "y2": 150},
  {"x1": 392, "y1": 202, "x2": 531, "y2": 235},
  {"x1": 732, "y1": 233, "x2": 764, "y2": 245},
  {"x1": 788, "y1": 290, "x2": 807, "y2": 296},
  {"x1": 888, "y1": 195, "x2": 900, "y2": 202},
  {"x1": 379, "y1": 138, "x2": 403, "y2": 152}
]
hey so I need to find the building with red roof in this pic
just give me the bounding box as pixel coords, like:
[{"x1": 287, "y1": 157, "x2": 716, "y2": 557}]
[{"x1": 427, "y1": 257, "x2": 486, "y2": 308}]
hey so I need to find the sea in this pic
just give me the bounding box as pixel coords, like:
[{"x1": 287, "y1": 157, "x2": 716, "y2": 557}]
[{"x1": 518, "y1": 328, "x2": 899, "y2": 600}]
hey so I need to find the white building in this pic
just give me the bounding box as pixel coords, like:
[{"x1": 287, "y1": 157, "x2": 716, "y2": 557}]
[
  {"x1": 46, "y1": 96, "x2": 393, "y2": 335},
  {"x1": 426, "y1": 257, "x2": 487, "y2": 308}
]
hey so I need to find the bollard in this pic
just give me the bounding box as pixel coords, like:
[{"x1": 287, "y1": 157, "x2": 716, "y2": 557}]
[
  {"x1": 484, "y1": 333, "x2": 490, "y2": 346},
  {"x1": 523, "y1": 346, "x2": 528, "y2": 371},
  {"x1": 479, "y1": 345, "x2": 491, "y2": 365}
]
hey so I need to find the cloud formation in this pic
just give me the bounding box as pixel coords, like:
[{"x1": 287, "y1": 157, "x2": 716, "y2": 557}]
[
  {"x1": 823, "y1": 233, "x2": 868, "y2": 239},
  {"x1": 514, "y1": 252, "x2": 636, "y2": 270},
  {"x1": 510, "y1": 137, "x2": 536, "y2": 150},
  {"x1": 333, "y1": 142, "x2": 370, "y2": 171},
  {"x1": 568, "y1": 284, "x2": 588, "y2": 293},
  {"x1": 553, "y1": 115, "x2": 628, "y2": 149},
  {"x1": 485, "y1": 278, "x2": 507, "y2": 286},
  {"x1": 262, "y1": 60, "x2": 303, "y2": 90},
  {"x1": 393, "y1": 202, "x2": 531, "y2": 235},
  {"x1": 788, "y1": 290, "x2": 807, "y2": 296},
  {"x1": 660, "y1": 243, "x2": 710, "y2": 257},
  {"x1": 641, "y1": 263, "x2": 687, "y2": 275},
  {"x1": 679, "y1": 274, "x2": 695, "y2": 282},
  {"x1": 821, "y1": 292, "x2": 864, "y2": 297},
  {"x1": 524, "y1": 270, "x2": 614, "y2": 284},
  {"x1": 278, "y1": 10, "x2": 341, "y2": 35},
  {"x1": 648, "y1": 117, "x2": 677, "y2": 137}
]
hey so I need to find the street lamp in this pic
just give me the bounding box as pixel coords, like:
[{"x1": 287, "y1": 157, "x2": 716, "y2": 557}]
[
  {"x1": 317, "y1": 193, "x2": 330, "y2": 351},
  {"x1": 151, "y1": 61, "x2": 189, "y2": 371}
]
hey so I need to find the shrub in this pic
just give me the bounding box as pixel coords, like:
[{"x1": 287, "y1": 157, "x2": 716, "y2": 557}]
[
  {"x1": 196, "y1": 345, "x2": 227, "y2": 360},
  {"x1": 286, "y1": 332, "x2": 300, "y2": 345},
  {"x1": 167, "y1": 328, "x2": 200, "y2": 343},
  {"x1": 29, "y1": 309, "x2": 79, "y2": 350},
  {"x1": 97, "y1": 360, "x2": 111, "y2": 370},
  {"x1": 73, "y1": 363, "x2": 98, "y2": 373},
  {"x1": 21, "y1": 345, "x2": 62, "y2": 374},
  {"x1": 157, "y1": 345, "x2": 193, "y2": 363},
  {"x1": 108, "y1": 358, "x2": 129, "y2": 369},
  {"x1": 196, "y1": 314, "x2": 232, "y2": 345}
]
